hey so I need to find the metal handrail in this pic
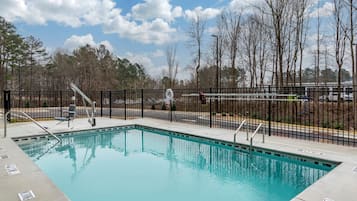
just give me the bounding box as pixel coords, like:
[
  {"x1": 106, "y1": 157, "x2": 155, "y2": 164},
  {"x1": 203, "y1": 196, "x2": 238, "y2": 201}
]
[
  {"x1": 249, "y1": 123, "x2": 264, "y2": 150},
  {"x1": 4, "y1": 111, "x2": 61, "y2": 143},
  {"x1": 233, "y1": 119, "x2": 247, "y2": 143}
]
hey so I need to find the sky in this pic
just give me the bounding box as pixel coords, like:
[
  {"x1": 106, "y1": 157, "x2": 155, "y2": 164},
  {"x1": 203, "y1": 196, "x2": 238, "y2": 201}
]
[{"x1": 0, "y1": 0, "x2": 336, "y2": 80}]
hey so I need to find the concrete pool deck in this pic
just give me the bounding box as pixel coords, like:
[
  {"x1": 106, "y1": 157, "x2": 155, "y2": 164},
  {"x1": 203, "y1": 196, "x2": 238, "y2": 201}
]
[{"x1": 0, "y1": 117, "x2": 356, "y2": 201}]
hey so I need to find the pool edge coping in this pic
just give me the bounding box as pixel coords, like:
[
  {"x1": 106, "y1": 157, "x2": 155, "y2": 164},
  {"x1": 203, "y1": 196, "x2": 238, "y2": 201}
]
[{"x1": 2, "y1": 118, "x2": 357, "y2": 201}]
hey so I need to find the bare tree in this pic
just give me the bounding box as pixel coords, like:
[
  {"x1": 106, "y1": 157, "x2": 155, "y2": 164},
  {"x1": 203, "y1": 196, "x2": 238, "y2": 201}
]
[
  {"x1": 283, "y1": 2, "x2": 295, "y2": 85},
  {"x1": 165, "y1": 45, "x2": 179, "y2": 88},
  {"x1": 333, "y1": 0, "x2": 348, "y2": 106},
  {"x1": 344, "y1": 0, "x2": 355, "y2": 87},
  {"x1": 257, "y1": 14, "x2": 271, "y2": 88},
  {"x1": 289, "y1": 0, "x2": 309, "y2": 86},
  {"x1": 222, "y1": 10, "x2": 242, "y2": 87},
  {"x1": 242, "y1": 15, "x2": 259, "y2": 88},
  {"x1": 187, "y1": 14, "x2": 206, "y2": 90},
  {"x1": 215, "y1": 14, "x2": 226, "y2": 89},
  {"x1": 265, "y1": 0, "x2": 290, "y2": 88},
  {"x1": 343, "y1": 0, "x2": 356, "y2": 129},
  {"x1": 315, "y1": 0, "x2": 321, "y2": 86}
]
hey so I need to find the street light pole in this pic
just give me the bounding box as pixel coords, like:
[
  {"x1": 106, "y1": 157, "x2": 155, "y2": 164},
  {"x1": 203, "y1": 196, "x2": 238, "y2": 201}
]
[
  {"x1": 355, "y1": 44, "x2": 357, "y2": 88},
  {"x1": 353, "y1": 43, "x2": 357, "y2": 132},
  {"x1": 211, "y1": 34, "x2": 219, "y2": 113}
]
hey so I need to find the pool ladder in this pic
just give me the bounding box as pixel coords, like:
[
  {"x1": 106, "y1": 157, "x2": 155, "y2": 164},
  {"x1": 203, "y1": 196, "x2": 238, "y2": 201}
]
[
  {"x1": 233, "y1": 121, "x2": 265, "y2": 151},
  {"x1": 249, "y1": 123, "x2": 264, "y2": 151},
  {"x1": 3, "y1": 111, "x2": 62, "y2": 143},
  {"x1": 233, "y1": 119, "x2": 248, "y2": 143}
]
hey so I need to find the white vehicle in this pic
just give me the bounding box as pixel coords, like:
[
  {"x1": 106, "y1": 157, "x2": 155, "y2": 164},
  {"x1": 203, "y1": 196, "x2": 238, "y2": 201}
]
[
  {"x1": 319, "y1": 92, "x2": 353, "y2": 102},
  {"x1": 328, "y1": 92, "x2": 342, "y2": 102}
]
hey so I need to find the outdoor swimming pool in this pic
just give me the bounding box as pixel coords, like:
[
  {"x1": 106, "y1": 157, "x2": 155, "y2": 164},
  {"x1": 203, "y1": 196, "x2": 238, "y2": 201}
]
[{"x1": 16, "y1": 126, "x2": 336, "y2": 201}]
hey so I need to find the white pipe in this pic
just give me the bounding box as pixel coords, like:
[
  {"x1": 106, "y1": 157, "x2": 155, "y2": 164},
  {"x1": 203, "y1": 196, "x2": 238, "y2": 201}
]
[
  {"x1": 70, "y1": 83, "x2": 93, "y2": 104},
  {"x1": 70, "y1": 83, "x2": 96, "y2": 126},
  {"x1": 182, "y1": 93, "x2": 298, "y2": 97}
]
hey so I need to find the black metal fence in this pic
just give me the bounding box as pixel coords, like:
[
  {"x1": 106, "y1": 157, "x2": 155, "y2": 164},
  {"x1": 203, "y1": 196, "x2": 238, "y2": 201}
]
[{"x1": 3, "y1": 87, "x2": 357, "y2": 147}]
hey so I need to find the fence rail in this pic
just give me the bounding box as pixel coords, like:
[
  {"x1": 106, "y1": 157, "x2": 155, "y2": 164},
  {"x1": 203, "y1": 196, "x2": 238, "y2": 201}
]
[{"x1": 3, "y1": 86, "x2": 357, "y2": 147}]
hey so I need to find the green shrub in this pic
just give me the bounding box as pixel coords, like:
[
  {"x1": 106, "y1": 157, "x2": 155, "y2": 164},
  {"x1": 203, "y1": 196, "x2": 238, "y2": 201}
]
[
  {"x1": 284, "y1": 117, "x2": 292, "y2": 123},
  {"x1": 171, "y1": 103, "x2": 176, "y2": 111},
  {"x1": 10, "y1": 119, "x2": 18, "y2": 123},
  {"x1": 229, "y1": 112, "x2": 234, "y2": 117},
  {"x1": 322, "y1": 121, "x2": 330, "y2": 128},
  {"x1": 151, "y1": 104, "x2": 155, "y2": 110},
  {"x1": 161, "y1": 104, "x2": 167, "y2": 110},
  {"x1": 42, "y1": 102, "x2": 48, "y2": 107},
  {"x1": 222, "y1": 112, "x2": 227, "y2": 117},
  {"x1": 333, "y1": 122, "x2": 344, "y2": 130},
  {"x1": 25, "y1": 102, "x2": 30, "y2": 108}
]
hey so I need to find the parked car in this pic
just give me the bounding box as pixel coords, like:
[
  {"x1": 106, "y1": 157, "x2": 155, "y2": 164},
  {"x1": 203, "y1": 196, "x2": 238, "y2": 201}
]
[
  {"x1": 319, "y1": 93, "x2": 353, "y2": 102},
  {"x1": 318, "y1": 95, "x2": 329, "y2": 102},
  {"x1": 343, "y1": 94, "x2": 353, "y2": 101},
  {"x1": 297, "y1": 95, "x2": 311, "y2": 102}
]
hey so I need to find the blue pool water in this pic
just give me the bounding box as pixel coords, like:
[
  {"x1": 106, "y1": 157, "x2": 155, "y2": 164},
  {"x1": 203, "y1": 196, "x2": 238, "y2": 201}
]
[{"x1": 17, "y1": 126, "x2": 334, "y2": 201}]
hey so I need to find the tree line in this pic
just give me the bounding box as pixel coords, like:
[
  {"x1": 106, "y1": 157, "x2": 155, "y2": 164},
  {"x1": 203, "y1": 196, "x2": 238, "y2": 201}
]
[
  {"x1": 186, "y1": 0, "x2": 356, "y2": 89},
  {"x1": 1, "y1": 0, "x2": 356, "y2": 91},
  {"x1": 0, "y1": 16, "x2": 156, "y2": 91}
]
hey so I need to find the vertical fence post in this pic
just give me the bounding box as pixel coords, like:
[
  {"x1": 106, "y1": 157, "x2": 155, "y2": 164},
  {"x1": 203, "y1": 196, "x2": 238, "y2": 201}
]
[
  {"x1": 60, "y1": 91, "x2": 63, "y2": 117},
  {"x1": 124, "y1": 90, "x2": 127, "y2": 120},
  {"x1": 210, "y1": 88, "x2": 212, "y2": 128},
  {"x1": 100, "y1": 91, "x2": 103, "y2": 117},
  {"x1": 4, "y1": 90, "x2": 11, "y2": 122},
  {"x1": 141, "y1": 89, "x2": 144, "y2": 118},
  {"x1": 170, "y1": 99, "x2": 173, "y2": 122},
  {"x1": 38, "y1": 91, "x2": 41, "y2": 108},
  {"x1": 268, "y1": 85, "x2": 272, "y2": 136},
  {"x1": 109, "y1": 91, "x2": 112, "y2": 118}
]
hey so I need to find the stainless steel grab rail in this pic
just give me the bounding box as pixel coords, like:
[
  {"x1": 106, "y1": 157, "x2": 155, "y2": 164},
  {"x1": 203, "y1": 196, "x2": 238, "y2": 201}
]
[
  {"x1": 233, "y1": 119, "x2": 247, "y2": 143},
  {"x1": 249, "y1": 123, "x2": 264, "y2": 150},
  {"x1": 4, "y1": 111, "x2": 61, "y2": 143}
]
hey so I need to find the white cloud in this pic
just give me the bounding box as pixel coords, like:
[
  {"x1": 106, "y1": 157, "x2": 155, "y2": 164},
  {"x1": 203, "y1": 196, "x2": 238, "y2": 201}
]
[
  {"x1": 207, "y1": 26, "x2": 219, "y2": 35},
  {"x1": 185, "y1": 6, "x2": 221, "y2": 21},
  {"x1": 0, "y1": 0, "x2": 120, "y2": 27},
  {"x1": 124, "y1": 50, "x2": 192, "y2": 79},
  {"x1": 131, "y1": 0, "x2": 182, "y2": 22},
  {"x1": 63, "y1": 34, "x2": 114, "y2": 52},
  {"x1": 309, "y1": 2, "x2": 334, "y2": 18},
  {"x1": 125, "y1": 52, "x2": 154, "y2": 67},
  {"x1": 0, "y1": 0, "x2": 180, "y2": 44},
  {"x1": 229, "y1": 0, "x2": 266, "y2": 14},
  {"x1": 124, "y1": 51, "x2": 162, "y2": 77},
  {"x1": 0, "y1": 0, "x2": 28, "y2": 21},
  {"x1": 229, "y1": 0, "x2": 264, "y2": 9},
  {"x1": 152, "y1": 49, "x2": 164, "y2": 57},
  {"x1": 104, "y1": 17, "x2": 177, "y2": 45},
  {"x1": 98, "y1": 40, "x2": 114, "y2": 52}
]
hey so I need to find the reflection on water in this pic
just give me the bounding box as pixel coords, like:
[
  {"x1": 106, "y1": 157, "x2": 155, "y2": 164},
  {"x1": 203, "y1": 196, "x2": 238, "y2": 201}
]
[{"x1": 17, "y1": 127, "x2": 333, "y2": 201}]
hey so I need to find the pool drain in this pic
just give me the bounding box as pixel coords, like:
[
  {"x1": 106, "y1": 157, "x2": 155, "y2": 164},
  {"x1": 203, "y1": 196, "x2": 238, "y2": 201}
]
[
  {"x1": 353, "y1": 166, "x2": 357, "y2": 173},
  {"x1": 18, "y1": 190, "x2": 35, "y2": 201},
  {"x1": 323, "y1": 198, "x2": 335, "y2": 201},
  {"x1": 5, "y1": 164, "x2": 20, "y2": 175}
]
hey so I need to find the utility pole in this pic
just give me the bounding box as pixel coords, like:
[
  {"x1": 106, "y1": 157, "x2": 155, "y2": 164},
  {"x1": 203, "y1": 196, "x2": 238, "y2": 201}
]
[{"x1": 211, "y1": 34, "x2": 219, "y2": 113}]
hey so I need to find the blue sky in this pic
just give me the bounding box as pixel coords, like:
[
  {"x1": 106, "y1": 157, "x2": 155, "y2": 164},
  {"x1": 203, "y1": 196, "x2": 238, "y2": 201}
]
[{"x1": 0, "y1": 0, "x2": 335, "y2": 80}]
